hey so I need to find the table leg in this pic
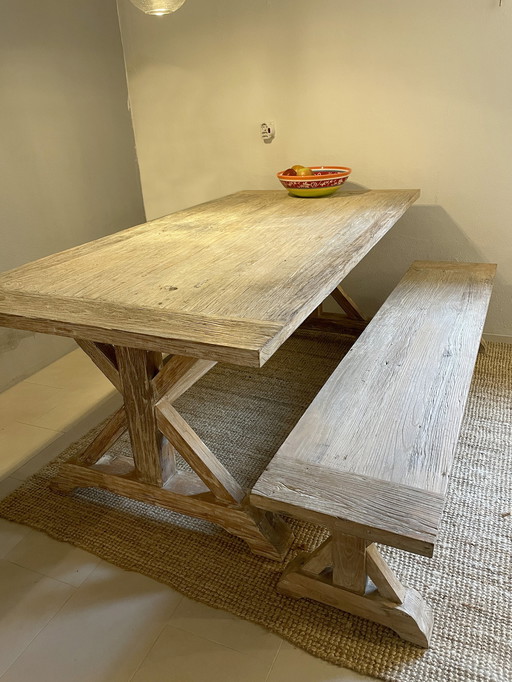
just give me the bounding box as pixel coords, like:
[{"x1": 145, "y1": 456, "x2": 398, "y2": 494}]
[
  {"x1": 51, "y1": 341, "x2": 293, "y2": 561},
  {"x1": 116, "y1": 346, "x2": 172, "y2": 485},
  {"x1": 330, "y1": 285, "x2": 366, "y2": 321}
]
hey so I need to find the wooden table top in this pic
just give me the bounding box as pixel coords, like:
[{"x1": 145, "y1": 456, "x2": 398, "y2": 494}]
[{"x1": 0, "y1": 189, "x2": 419, "y2": 366}]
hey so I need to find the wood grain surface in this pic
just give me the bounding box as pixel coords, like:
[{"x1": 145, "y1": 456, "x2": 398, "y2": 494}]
[
  {"x1": 251, "y1": 461, "x2": 443, "y2": 555},
  {"x1": 52, "y1": 461, "x2": 293, "y2": 561},
  {"x1": 252, "y1": 261, "x2": 496, "y2": 553},
  {"x1": 278, "y1": 554, "x2": 433, "y2": 648},
  {"x1": 115, "y1": 346, "x2": 167, "y2": 485},
  {"x1": 0, "y1": 189, "x2": 419, "y2": 366},
  {"x1": 155, "y1": 398, "x2": 245, "y2": 504},
  {"x1": 332, "y1": 532, "x2": 367, "y2": 594},
  {"x1": 366, "y1": 544, "x2": 406, "y2": 604}
]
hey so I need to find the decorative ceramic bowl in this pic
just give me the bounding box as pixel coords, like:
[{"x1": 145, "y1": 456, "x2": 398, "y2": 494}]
[{"x1": 277, "y1": 166, "x2": 352, "y2": 197}]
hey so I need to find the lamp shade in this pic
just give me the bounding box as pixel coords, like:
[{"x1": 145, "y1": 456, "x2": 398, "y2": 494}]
[{"x1": 129, "y1": 0, "x2": 186, "y2": 15}]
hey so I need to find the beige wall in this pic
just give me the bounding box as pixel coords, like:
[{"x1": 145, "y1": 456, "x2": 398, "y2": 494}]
[
  {"x1": 119, "y1": 0, "x2": 511, "y2": 338},
  {"x1": 0, "y1": 0, "x2": 145, "y2": 390}
]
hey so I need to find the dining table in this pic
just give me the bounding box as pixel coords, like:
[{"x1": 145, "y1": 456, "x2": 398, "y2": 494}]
[{"x1": 0, "y1": 188, "x2": 419, "y2": 560}]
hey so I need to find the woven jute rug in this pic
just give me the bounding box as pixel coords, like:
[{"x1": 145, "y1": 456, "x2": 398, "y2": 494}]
[{"x1": 0, "y1": 330, "x2": 511, "y2": 681}]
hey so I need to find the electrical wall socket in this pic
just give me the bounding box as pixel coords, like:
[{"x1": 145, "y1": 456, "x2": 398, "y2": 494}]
[{"x1": 260, "y1": 122, "x2": 275, "y2": 143}]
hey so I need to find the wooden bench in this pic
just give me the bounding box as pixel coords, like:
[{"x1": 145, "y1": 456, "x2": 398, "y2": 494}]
[{"x1": 251, "y1": 261, "x2": 496, "y2": 647}]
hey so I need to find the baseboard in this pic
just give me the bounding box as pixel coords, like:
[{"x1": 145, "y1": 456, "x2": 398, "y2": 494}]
[{"x1": 483, "y1": 333, "x2": 512, "y2": 345}]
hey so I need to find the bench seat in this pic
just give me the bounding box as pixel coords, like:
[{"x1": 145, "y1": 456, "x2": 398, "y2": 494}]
[{"x1": 250, "y1": 260, "x2": 496, "y2": 646}]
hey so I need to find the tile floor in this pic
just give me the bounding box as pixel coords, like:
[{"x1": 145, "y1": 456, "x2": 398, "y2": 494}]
[{"x1": 0, "y1": 349, "x2": 374, "y2": 681}]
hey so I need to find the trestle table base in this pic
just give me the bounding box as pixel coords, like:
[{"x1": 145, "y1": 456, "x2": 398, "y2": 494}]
[{"x1": 50, "y1": 339, "x2": 292, "y2": 561}]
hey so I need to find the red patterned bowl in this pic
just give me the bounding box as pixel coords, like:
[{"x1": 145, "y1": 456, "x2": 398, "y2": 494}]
[{"x1": 277, "y1": 166, "x2": 352, "y2": 197}]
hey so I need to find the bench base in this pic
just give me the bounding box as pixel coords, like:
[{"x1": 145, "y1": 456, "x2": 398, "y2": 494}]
[{"x1": 278, "y1": 545, "x2": 433, "y2": 648}]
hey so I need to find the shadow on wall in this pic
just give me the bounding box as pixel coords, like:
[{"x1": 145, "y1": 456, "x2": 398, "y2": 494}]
[{"x1": 338, "y1": 183, "x2": 505, "y2": 335}]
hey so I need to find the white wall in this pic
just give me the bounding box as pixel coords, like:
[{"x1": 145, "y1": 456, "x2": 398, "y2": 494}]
[
  {"x1": 0, "y1": 0, "x2": 145, "y2": 390},
  {"x1": 118, "y1": 0, "x2": 512, "y2": 338}
]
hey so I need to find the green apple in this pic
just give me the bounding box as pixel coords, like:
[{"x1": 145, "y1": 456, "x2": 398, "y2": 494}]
[{"x1": 296, "y1": 166, "x2": 313, "y2": 176}]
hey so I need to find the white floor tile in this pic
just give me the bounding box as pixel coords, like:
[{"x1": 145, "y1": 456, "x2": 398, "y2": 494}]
[
  {"x1": 0, "y1": 381, "x2": 66, "y2": 430},
  {"x1": 10, "y1": 394, "x2": 121, "y2": 481},
  {"x1": 0, "y1": 422, "x2": 61, "y2": 479},
  {"x1": 0, "y1": 520, "x2": 31, "y2": 559},
  {"x1": 169, "y1": 596, "x2": 282, "y2": 668},
  {"x1": 266, "y1": 641, "x2": 376, "y2": 682},
  {"x1": 5, "y1": 528, "x2": 102, "y2": 587},
  {"x1": 0, "y1": 559, "x2": 74, "y2": 677},
  {"x1": 131, "y1": 624, "x2": 272, "y2": 682},
  {"x1": 0, "y1": 561, "x2": 182, "y2": 682}
]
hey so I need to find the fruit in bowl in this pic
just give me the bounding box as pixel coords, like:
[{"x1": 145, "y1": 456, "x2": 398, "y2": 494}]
[
  {"x1": 281, "y1": 165, "x2": 315, "y2": 177},
  {"x1": 277, "y1": 165, "x2": 351, "y2": 197}
]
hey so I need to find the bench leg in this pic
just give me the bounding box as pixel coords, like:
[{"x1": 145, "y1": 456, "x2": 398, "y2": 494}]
[{"x1": 278, "y1": 534, "x2": 433, "y2": 648}]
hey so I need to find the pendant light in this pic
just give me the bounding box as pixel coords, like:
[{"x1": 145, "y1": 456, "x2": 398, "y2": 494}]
[{"x1": 128, "y1": 0, "x2": 186, "y2": 16}]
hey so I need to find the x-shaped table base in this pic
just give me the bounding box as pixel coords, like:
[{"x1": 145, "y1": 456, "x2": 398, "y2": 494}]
[
  {"x1": 50, "y1": 342, "x2": 292, "y2": 561},
  {"x1": 50, "y1": 285, "x2": 366, "y2": 561}
]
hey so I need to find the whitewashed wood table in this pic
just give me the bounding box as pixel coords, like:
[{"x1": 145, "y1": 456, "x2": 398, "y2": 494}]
[{"x1": 0, "y1": 189, "x2": 419, "y2": 560}]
